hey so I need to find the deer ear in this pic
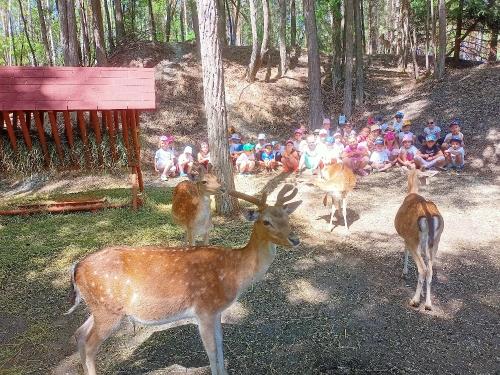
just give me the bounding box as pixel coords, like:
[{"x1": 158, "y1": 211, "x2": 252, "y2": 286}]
[
  {"x1": 283, "y1": 200, "x2": 302, "y2": 215},
  {"x1": 244, "y1": 209, "x2": 260, "y2": 221}
]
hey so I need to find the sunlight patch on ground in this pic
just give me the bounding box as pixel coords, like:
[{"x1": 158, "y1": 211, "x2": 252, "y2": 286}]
[
  {"x1": 287, "y1": 279, "x2": 329, "y2": 304},
  {"x1": 222, "y1": 301, "x2": 250, "y2": 324}
]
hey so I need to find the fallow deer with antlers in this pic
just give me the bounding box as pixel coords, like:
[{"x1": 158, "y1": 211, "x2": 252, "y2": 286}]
[
  {"x1": 65, "y1": 185, "x2": 301, "y2": 375},
  {"x1": 172, "y1": 164, "x2": 224, "y2": 246},
  {"x1": 316, "y1": 163, "x2": 357, "y2": 233},
  {"x1": 395, "y1": 168, "x2": 444, "y2": 310}
]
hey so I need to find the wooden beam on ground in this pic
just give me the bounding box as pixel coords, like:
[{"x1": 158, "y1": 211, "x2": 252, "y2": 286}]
[
  {"x1": 2, "y1": 111, "x2": 17, "y2": 151},
  {"x1": 77, "y1": 111, "x2": 91, "y2": 168},
  {"x1": 17, "y1": 111, "x2": 32, "y2": 150},
  {"x1": 48, "y1": 111, "x2": 65, "y2": 163},
  {"x1": 33, "y1": 111, "x2": 51, "y2": 166},
  {"x1": 90, "y1": 110, "x2": 104, "y2": 166}
]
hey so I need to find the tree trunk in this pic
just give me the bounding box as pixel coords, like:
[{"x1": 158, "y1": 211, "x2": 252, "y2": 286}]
[
  {"x1": 360, "y1": 0, "x2": 367, "y2": 53},
  {"x1": 46, "y1": 0, "x2": 57, "y2": 64},
  {"x1": 79, "y1": 0, "x2": 91, "y2": 66},
  {"x1": 303, "y1": 0, "x2": 323, "y2": 129},
  {"x1": 488, "y1": 25, "x2": 498, "y2": 62},
  {"x1": 410, "y1": 8, "x2": 419, "y2": 79},
  {"x1": 147, "y1": 0, "x2": 157, "y2": 41},
  {"x1": 246, "y1": 0, "x2": 261, "y2": 82},
  {"x1": 401, "y1": 0, "x2": 409, "y2": 70},
  {"x1": 368, "y1": 0, "x2": 378, "y2": 55},
  {"x1": 180, "y1": 0, "x2": 186, "y2": 41},
  {"x1": 197, "y1": 0, "x2": 237, "y2": 215},
  {"x1": 278, "y1": 0, "x2": 287, "y2": 77},
  {"x1": 217, "y1": 0, "x2": 227, "y2": 46},
  {"x1": 36, "y1": 0, "x2": 53, "y2": 65},
  {"x1": 103, "y1": 0, "x2": 115, "y2": 49},
  {"x1": 425, "y1": 0, "x2": 430, "y2": 70},
  {"x1": 18, "y1": 0, "x2": 38, "y2": 66},
  {"x1": 453, "y1": 0, "x2": 464, "y2": 62},
  {"x1": 260, "y1": 0, "x2": 271, "y2": 82},
  {"x1": 225, "y1": 0, "x2": 233, "y2": 45},
  {"x1": 91, "y1": 0, "x2": 108, "y2": 65},
  {"x1": 435, "y1": 0, "x2": 446, "y2": 78},
  {"x1": 431, "y1": 0, "x2": 437, "y2": 71},
  {"x1": 113, "y1": 0, "x2": 125, "y2": 40},
  {"x1": 354, "y1": 0, "x2": 364, "y2": 106},
  {"x1": 188, "y1": 0, "x2": 200, "y2": 51},
  {"x1": 331, "y1": 1, "x2": 342, "y2": 91},
  {"x1": 165, "y1": 1, "x2": 175, "y2": 43},
  {"x1": 58, "y1": 0, "x2": 80, "y2": 65},
  {"x1": 231, "y1": 0, "x2": 241, "y2": 45},
  {"x1": 343, "y1": 0, "x2": 354, "y2": 117},
  {"x1": 290, "y1": 0, "x2": 296, "y2": 47}
]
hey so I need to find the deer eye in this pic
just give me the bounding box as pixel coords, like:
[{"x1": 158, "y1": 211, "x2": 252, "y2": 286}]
[
  {"x1": 201, "y1": 181, "x2": 207, "y2": 184},
  {"x1": 263, "y1": 220, "x2": 272, "y2": 226}
]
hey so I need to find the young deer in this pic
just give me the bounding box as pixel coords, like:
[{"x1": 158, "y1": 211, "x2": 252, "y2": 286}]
[
  {"x1": 316, "y1": 163, "x2": 357, "y2": 233},
  {"x1": 394, "y1": 168, "x2": 444, "y2": 310},
  {"x1": 172, "y1": 164, "x2": 224, "y2": 246},
  {"x1": 65, "y1": 184, "x2": 301, "y2": 375}
]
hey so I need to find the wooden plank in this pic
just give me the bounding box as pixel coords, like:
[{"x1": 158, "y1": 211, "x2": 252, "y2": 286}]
[
  {"x1": 62, "y1": 111, "x2": 78, "y2": 167},
  {"x1": 128, "y1": 109, "x2": 144, "y2": 192},
  {"x1": 33, "y1": 111, "x2": 51, "y2": 166},
  {"x1": 120, "y1": 110, "x2": 132, "y2": 165},
  {"x1": 104, "y1": 110, "x2": 117, "y2": 162},
  {"x1": 0, "y1": 86, "x2": 154, "y2": 99},
  {"x1": 2, "y1": 111, "x2": 17, "y2": 151},
  {"x1": 17, "y1": 111, "x2": 32, "y2": 150},
  {"x1": 77, "y1": 111, "x2": 91, "y2": 168},
  {"x1": 48, "y1": 111, "x2": 64, "y2": 163},
  {"x1": 90, "y1": 110, "x2": 104, "y2": 166}
]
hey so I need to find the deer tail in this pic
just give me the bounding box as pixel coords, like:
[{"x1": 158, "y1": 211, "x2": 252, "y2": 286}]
[{"x1": 64, "y1": 263, "x2": 82, "y2": 315}]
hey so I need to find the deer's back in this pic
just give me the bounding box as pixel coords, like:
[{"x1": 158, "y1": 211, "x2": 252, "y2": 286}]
[
  {"x1": 320, "y1": 164, "x2": 356, "y2": 195},
  {"x1": 395, "y1": 193, "x2": 442, "y2": 242}
]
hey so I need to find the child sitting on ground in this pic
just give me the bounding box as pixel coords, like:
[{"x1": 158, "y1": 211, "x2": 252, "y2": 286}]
[
  {"x1": 367, "y1": 124, "x2": 381, "y2": 151},
  {"x1": 341, "y1": 121, "x2": 356, "y2": 143},
  {"x1": 397, "y1": 134, "x2": 418, "y2": 169},
  {"x1": 255, "y1": 133, "x2": 267, "y2": 152},
  {"x1": 415, "y1": 134, "x2": 446, "y2": 171},
  {"x1": 418, "y1": 118, "x2": 441, "y2": 145},
  {"x1": 384, "y1": 131, "x2": 400, "y2": 163},
  {"x1": 442, "y1": 119, "x2": 464, "y2": 150},
  {"x1": 260, "y1": 143, "x2": 278, "y2": 172},
  {"x1": 357, "y1": 126, "x2": 370, "y2": 145},
  {"x1": 321, "y1": 137, "x2": 340, "y2": 165},
  {"x1": 273, "y1": 141, "x2": 283, "y2": 165},
  {"x1": 370, "y1": 137, "x2": 392, "y2": 172},
  {"x1": 154, "y1": 135, "x2": 177, "y2": 181},
  {"x1": 236, "y1": 143, "x2": 256, "y2": 174},
  {"x1": 342, "y1": 136, "x2": 370, "y2": 176},
  {"x1": 298, "y1": 135, "x2": 322, "y2": 175},
  {"x1": 229, "y1": 133, "x2": 243, "y2": 164},
  {"x1": 393, "y1": 111, "x2": 405, "y2": 133},
  {"x1": 398, "y1": 120, "x2": 415, "y2": 144},
  {"x1": 178, "y1": 146, "x2": 194, "y2": 177},
  {"x1": 197, "y1": 141, "x2": 211, "y2": 171},
  {"x1": 444, "y1": 136, "x2": 465, "y2": 172},
  {"x1": 282, "y1": 140, "x2": 300, "y2": 173}
]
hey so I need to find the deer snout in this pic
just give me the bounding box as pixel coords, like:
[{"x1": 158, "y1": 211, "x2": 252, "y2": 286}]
[{"x1": 288, "y1": 235, "x2": 300, "y2": 246}]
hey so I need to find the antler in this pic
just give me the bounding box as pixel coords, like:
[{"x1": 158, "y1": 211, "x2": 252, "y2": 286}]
[
  {"x1": 228, "y1": 189, "x2": 268, "y2": 208},
  {"x1": 275, "y1": 184, "x2": 298, "y2": 206}
]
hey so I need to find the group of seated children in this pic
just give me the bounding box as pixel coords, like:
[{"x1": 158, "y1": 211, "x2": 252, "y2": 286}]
[
  {"x1": 154, "y1": 135, "x2": 211, "y2": 181},
  {"x1": 155, "y1": 113, "x2": 465, "y2": 180}
]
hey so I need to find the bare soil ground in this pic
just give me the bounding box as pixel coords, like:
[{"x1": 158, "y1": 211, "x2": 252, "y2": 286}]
[{"x1": 1, "y1": 43, "x2": 499, "y2": 374}]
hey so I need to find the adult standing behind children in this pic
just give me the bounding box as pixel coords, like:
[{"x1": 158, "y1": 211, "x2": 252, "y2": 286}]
[{"x1": 155, "y1": 135, "x2": 177, "y2": 181}]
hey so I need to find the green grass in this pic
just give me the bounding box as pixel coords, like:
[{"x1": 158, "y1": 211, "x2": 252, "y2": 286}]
[{"x1": 0, "y1": 187, "x2": 251, "y2": 374}]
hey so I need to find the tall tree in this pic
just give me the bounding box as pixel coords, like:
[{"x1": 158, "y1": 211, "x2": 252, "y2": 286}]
[
  {"x1": 290, "y1": 0, "x2": 296, "y2": 47},
  {"x1": 78, "y1": 0, "x2": 91, "y2": 66},
  {"x1": 425, "y1": 0, "x2": 430, "y2": 70},
  {"x1": 217, "y1": 0, "x2": 227, "y2": 45},
  {"x1": 343, "y1": 0, "x2": 354, "y2": 117},
  {"x1": 431, "y1": 0, "x2": 437, "y2": 72},
  {"x1": 147, "y1": 0, "x2": 157, "y2": 41},
  {"x1": 303, "y1": 0, "x2": 323, "y2": 129},
  {"x1": 18, "y1": 0, "x2": 38, "y2": 66},
  {"x1": 246, "y1": 0, "x2": 260, "y2": 81},
  {"x1": 331, "y1": 0, "x2": 342, "y2": 91},
  {"x1": 58, "y1": 0, "x2": 81, "y2": 66},
  {"x1": 197, "y1": 0, "x2": 237, "y2": 214},
  {"x1": 46, "y1": 0, "x2": 57, "y2": 64},
  {"x1": 278, "y1": 0, "x2": 287, "y2": 77},
  {"x1": 36, "y1": 0, "x2": 53, "y2": 65},
  {"x1": 113, "y1": 0, "x2": 125, "y2": 40},
  {"x1": 368, "y1": 0, "x2": 378, "y2": 54},
  {"x1": 180, "y1": 0, "x2": 186, "y2": 42},
  {"x1": 354, "y1": 0, "x2": 364, "y2": 106},
  {"x1": 260, "y1": 0, "x2": 271, "y2": 82},
  {"x1": 453, "y1": 0, "x2": 464, "y2": 62},
  {"x1": 410, "y1": 8, "x2": 419, "y2": 79},
  {"x1": 91, "y1": 0, "x2": 108, "y2": 65},
  {"x1": 165, "y1": 0, "x2": 176, "y2": 42},
  {"x1": 435, "y1": 0, "x2": 446, "y2": 78},
  {"x1": 103, "y1": 0, "x2": 115, "y2": 49},
  {"x1": 188, "y1": 0, "x2": 200, "y2": 51}
]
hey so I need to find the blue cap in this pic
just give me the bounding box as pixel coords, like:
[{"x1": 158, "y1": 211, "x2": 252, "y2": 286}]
[
  {"x1": 375, "y1": 115, "x2": 383, "y2": 122},
  {"x1": 326, "y1": 136, "x2": 334, "y2": 144},
  {"x1": 375, "y1": 137, "x2": 384, "y2": 145},
  {"x1": 338, "y1": 114, "x2": 347, "y2": 125},
  {"x1": 425, "y1": 134, "x2": 437, "y2": 142},
  {"x1": 450, "y1": 136, "x2": 462, "y2": 144},
  {"x1": 450, "y1": 119, "x2": 460, "y2": 126},
  {"x1": 396, "y1": 111, "x2": 404, "y2": 118}
]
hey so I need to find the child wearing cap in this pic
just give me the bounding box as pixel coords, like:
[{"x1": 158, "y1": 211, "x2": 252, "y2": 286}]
[
  {"x1": 367, "y1": 124, "x2": 382, "y2": 152},
  {"x1": 384, "y1": 131, "x2": 400, "y2": 162},
  {"x1": 298, "y1": 135, "x2": 322, "y2": 175},
  {"x1": 255, "y1": 133, "x2": 267, "y2": 152},
  {"x1": 259, "y1": 143, "x2": 278, "y2": 172},
  {"x1": 321, "y1": 137, "x2": 342, "y2": 165},
  {"x1": 293, "y1": 129, "x2": 307, "y2": 154},
  {"x1": 370, "y1": 137, "x2": 392, "y2": 172},
  {"x1": 316, "y1": 129, "x2": 329, "y2": 156},
  {"x1": 418, "y1": 118, "x2": 442, "y2": 145},
  {"x1": 197, "y1": 141, "x2": 211, "y2": 171},
  {"x1": 273, "y1": 141, "x2": 283, "y2": 164},
  {"x1": 282, "y1": 140, "x2": 300, "y2": 173},
  {"x1": 357, "y1": 126, "x2": 370, "y2": 145},
  {"x1": 393, "y1": 111, "x2": 404, "y2": 133},
  {"x1": 398, "y1": 120, "x2": 415, "y2": 144},
  {"x1": 340, "y1": 121, "x2": 356, "y2": 144},
  {"x1": 397, "y1": 134, "x2": 418, "y2": 169},
  {"x1": 229, "y1": 134, "x2": 243, "y2": 164},
  {"x1": 442, "y1": 119, "x2": 464, "y2": 150},
  {"x1": 415, "y1": 134, "x2": 446, "y2": 171},
  {"x1": 322, "y1": 118, "x2": 332, "y2": 136},
  {"x1": 155, "y1": 135, "x2": 177, "y2": 181},
  {"x1": 444, "y1": 136, "x2": 465, "y2": 172},
  {"x1": 342, "y1": 136, "x2": 370, "y2": 176},
  {"x1": 236, "y1": 143, "x2": 256, "y2": 174},
  {"x1": 178, "y1": 146, "x2": 194, "y2": 177}
]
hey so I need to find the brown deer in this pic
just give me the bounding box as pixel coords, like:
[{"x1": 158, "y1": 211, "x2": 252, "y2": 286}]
[
  {"x1": 394, "y1": 168, "x2": 444, "y2": 310},
  {"x1": 316, "y1": 163, "x2": 357, "y2": 233},
  {"x1": 65, "y1": 185, "x2": 301, "y2": 375},
  {"x1": 172, "y1": 165, "x2": 224, "y2": 246}
]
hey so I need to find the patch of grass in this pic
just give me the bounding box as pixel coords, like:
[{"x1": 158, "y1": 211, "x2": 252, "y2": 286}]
[{"x1": 0, "y1": 187, "x2": 249, "y2": 374}]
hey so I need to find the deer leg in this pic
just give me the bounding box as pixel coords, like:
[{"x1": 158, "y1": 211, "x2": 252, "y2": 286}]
[
  {"x1": 79, "y1": 311, "x2": 122, "y2": 375},
  {"x1": 197, "y1": 313, "x2": 222, "y2": 375},
  {"x1": 214, "y1": 314, "x2": 227, "y2": 375},
  {"x1": 329, "y1": 201, "x2": 337, "y2": 228},
  {"x1": 410, "y1": 249, "x2": 427, "y2": 307},
  {"x1": 402, "y1": 247, "x2": 410, "y2": 278},
  {"x1": 342, "y1": 197, "x2": 349, "y2": 234},
  {"x1": 186, "y1": 230, "x2": 195, "y2": 246},
  {"x1": 75, "y1": 316, "x2": 94, "y2": 374},
  {"x1": 424, "y1": 258, "x2": 434, "y2": 310}
]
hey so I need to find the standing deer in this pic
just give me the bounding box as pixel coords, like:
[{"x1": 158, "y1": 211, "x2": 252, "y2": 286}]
[
  {"x1": 65, "y1": 184, "x2": 301, "y2": 375},
  {"x1": 316, "y1": 163, "x2": 357, "y2": 233},
  {"x1": 394, "y1": 168, "x2": 444, "y2": 310},
  {"x1": 172, "y1": 165, "x2": 224, "y2": 246}
]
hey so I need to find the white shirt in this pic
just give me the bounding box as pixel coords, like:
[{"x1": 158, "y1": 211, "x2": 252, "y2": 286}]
[
  {"x1": 178, "y1": 152, "x2": 193, "y2": 165},
  {"x1": 370, "y1": 149, "x2": 390, "y2": 164},
  {"x1": 155, "y1": 148, "x2": 175, "y2": 166},
  {"x1": 398, "y1": 131, "x2": 415, "y2": 143},
  {"x1": 444, "y1": 132, "x2": 464, "y2": 144},
  {"x1": 424, "y1": 126, "x2": 441, "y2": 136}
]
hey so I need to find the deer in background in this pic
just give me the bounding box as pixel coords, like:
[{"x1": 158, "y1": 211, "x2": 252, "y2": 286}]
[
  {"x1": 65, "y1": 184, "x2": 301, "y2": 375},
  {"x1": 394, "y1": 168, "x2": 444, "y2": 310},
  {"x1": 172, "y1": 164, "x2": 224, "y2": 246},
  {"x1": 316, "y1": 163, "x2": 357, "y2": 233}
]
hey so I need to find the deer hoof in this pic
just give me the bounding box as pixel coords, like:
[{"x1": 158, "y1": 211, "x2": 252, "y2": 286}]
[
  {"x1": 424, "y1": 304, "x2": 432, "y2": 311},
  {"x1": 409, "y1": 298, "x2": 420, "y2": 307}
]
